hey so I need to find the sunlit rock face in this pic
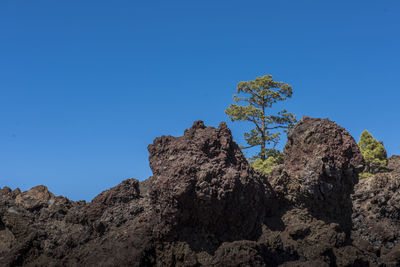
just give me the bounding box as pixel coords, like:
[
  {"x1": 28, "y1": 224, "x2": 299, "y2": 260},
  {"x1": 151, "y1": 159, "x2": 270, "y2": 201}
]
[{"x1": 279, "y1": 117, "x2": 364, "y2": 223}]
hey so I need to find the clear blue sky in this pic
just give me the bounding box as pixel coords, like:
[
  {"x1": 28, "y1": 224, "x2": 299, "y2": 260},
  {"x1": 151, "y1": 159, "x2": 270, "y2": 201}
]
[{"x1": 1, "y1": 1, "x2": 399, "y2": 201}]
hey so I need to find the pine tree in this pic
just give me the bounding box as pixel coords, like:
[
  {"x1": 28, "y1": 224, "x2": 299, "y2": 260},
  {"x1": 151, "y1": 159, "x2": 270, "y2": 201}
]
[
  {"x1": 358, "y1": 130, "x2": 387, "y2": 174},
  {"x1": 225, "y1": 75, "x2": 296, "y2": 162}
]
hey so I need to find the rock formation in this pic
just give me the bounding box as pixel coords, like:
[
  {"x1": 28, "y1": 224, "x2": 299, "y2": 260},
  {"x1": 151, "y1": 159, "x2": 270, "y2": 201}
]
[
  {"x1": 1, "y1": 117, "x2": 399, "y2": 266},
  {"x1": 147, "y1": 121, "x2": 270, "y2": 243},
  {"x1": 271, "y1": 117, "x2": 365, "y2": 232}
]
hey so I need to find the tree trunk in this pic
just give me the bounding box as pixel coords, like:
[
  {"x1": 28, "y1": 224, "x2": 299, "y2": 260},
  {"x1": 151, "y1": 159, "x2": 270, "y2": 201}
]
[
  {"x1": 261, "y1": 128, "x2": 266, "y2": 160},
  {"x1": 261, "y1": 102, "x2": 266, "y2": 161},
  {"x1": 261, "y1": 139, "x2": 266, "y2": 160}
]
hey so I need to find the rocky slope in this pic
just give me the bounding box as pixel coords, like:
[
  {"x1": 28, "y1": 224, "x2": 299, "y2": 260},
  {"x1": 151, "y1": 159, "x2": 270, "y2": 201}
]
[{"x1": 1, "y1": 117, "x2": 399, "y2": 266}]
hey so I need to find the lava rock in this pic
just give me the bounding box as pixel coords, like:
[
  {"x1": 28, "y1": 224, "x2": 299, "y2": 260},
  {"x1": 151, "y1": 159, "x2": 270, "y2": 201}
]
[
  {"x1": 148, "y1": 121, "x2": 270, "y2": 243},
  {"x1": 1, "y1": 118, "x2": 399, "y2": 266},
  {"x1": 278, "y1": 117, "x2": 364, "y2": 223}
]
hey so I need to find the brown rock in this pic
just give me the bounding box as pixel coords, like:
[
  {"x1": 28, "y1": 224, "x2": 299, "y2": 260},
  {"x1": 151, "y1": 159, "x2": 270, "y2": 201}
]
[
  {"x1": 14, "y1": 185, "x2": 54, "y2": 211},
  {"x1": 1, "y1": 118, "x2": 399, "y2": 266},
  {"x1": 351, "y1": 155, "x2": 400, "y2": 265},
  {"x1": 276, "y1": 117, "x2": 364, "y2": 228},
  {"x1": 148, "y1": 121, "x2": 270, "y2": 244}
]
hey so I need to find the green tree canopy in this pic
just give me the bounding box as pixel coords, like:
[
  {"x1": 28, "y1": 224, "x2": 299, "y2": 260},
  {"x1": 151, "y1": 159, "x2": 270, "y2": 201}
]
[
  {"x1": 358, "y1": 130, "x2": 387, "y2": 173},
  {"x1": 250, "y1": 153, "x2": 284, "y2": 174},
  {"x1": 225, "y1": 75, "x2": 296, "y2": 161}
]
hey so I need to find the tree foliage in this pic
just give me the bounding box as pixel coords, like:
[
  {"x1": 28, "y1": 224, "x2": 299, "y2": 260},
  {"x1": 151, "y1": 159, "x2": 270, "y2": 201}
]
[
  {"x1": 225, "y1": 75, "x2": 296, "y2": 161},
  {"x1": 250, "y1": 153, "x2": 284, "y2": 174},
  {"x1": 358, "y1": 172, "x2": 373, "y2": 179},
  {"x1": 358, "y1": 130, "x2": 387, "y2": 174}
]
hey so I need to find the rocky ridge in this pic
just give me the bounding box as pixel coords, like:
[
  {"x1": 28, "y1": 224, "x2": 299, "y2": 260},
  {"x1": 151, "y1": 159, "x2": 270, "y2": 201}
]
[{"x1": 1, "y1": 117, "x2": 399, "y2": 266}]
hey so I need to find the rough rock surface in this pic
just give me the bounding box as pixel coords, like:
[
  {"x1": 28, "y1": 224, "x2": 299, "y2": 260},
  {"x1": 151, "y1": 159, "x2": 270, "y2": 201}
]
[
  {"x1": 283, "y1": 117, "x2": 364, "y2": 207},
  {"x1": 271, "y1": 117, "x2": 365, "y2": 231},
  {"x1": 147, "y1": 121, "x2": 270, "y2": 245},
  {"x1": 1, "y1": 117, "x2": 399, "y2": 266},
  {"x1": 351, "y1": 155, "x2": 400, "y2": 265}
]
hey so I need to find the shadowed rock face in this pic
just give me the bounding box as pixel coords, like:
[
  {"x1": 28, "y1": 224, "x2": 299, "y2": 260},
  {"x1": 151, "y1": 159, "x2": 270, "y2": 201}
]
[
  {"x1": 1, "y1": 117, "x2": 399, "y2": 266},
  {"x1": 351, "y1": 156, "x2": 400, "y2": 264}
]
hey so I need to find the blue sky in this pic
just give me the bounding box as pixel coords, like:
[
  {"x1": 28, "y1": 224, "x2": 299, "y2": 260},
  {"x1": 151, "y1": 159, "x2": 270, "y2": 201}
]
[{"x1": 1, "y1": 1, "x2": 399, "y2": 201}]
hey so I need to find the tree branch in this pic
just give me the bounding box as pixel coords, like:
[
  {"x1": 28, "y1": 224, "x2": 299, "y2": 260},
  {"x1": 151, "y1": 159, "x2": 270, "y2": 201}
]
[
  {"x1": 248, "y1": 117, "x2": 262, "y2": 133},
  {"x1": 266, "y1": 125, "x2": 289, "y2": 130},
  {"x1": 241, "y1": 144, "x2": 258, "y2": 149}
]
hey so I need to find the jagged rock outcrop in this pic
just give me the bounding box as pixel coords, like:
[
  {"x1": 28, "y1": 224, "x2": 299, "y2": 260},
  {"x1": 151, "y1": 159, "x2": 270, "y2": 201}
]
[
  {"x1": 147, "y1": 121, "x2": 270, "y2": 245},
  {"x1": 0, "y1": 117, "x2": 399, "y2": 266}
]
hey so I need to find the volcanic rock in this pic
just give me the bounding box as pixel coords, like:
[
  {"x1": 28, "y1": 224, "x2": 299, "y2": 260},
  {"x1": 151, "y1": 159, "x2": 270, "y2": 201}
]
[
  {"x1": 351, "y1": 155, "x2": 400, "y2": 264},
  {"x1": 147, "y1": 121, "x2": 270, "y2": 245},
  {"x1": 0, "y1": 117, "x2": 399, "y2": 266},
  {"x1": 272, "y1": 116, "x2": 364, "y2": 228}
]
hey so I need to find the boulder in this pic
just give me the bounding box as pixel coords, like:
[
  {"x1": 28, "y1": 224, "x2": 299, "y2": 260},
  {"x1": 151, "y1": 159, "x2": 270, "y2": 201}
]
[
  {"x1": 14, "y1": 185, "x2": 55, "y2": 211},
  {"x1": 275, "y1": 117, "x2": 364, "y2": 224}
]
